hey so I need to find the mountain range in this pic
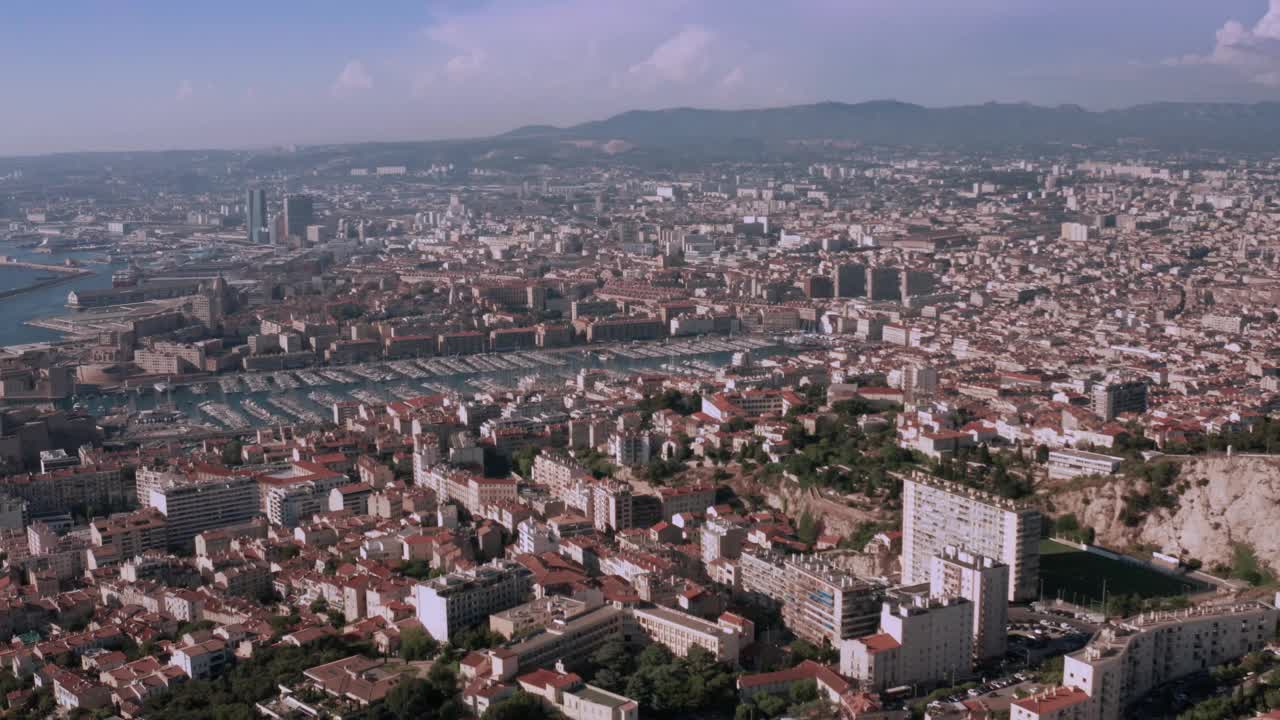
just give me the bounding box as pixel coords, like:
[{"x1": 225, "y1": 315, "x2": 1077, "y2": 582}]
[{"x1": 498, "y1": 100, "x2": 1280, "y2": 149}]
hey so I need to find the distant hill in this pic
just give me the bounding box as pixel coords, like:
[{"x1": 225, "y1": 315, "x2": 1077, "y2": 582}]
[{"x1": 503, "y1": 100, "x2": 1280, "y2": 149}]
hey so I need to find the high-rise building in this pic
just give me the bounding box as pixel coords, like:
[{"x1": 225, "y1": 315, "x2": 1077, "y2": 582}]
[
  {"x1": 840, "y1": 586, "x2": 974, "y2": 691},
  {"x1": 283, "y1": 194, "x2": 314, "y2": 240},
  {"x1": 930, "y1": 546, "x2": 1009, "y2": 662},
  {"x1": 900, "y1": 269, "x2": 937, "y2": 301},
  {"x1": 783, "y1": 555, "x2": 883, "y2": 645},
  {"x1": 701, "y1": 518, "x2": 746, "y2": 566},
  {"x1": 902, "y1": 474, "x2": 1041, "y2": 602},
  {"x1": 245, "y1": 189, "x2": 267, "y2": 244},
  {"x1": 866, "y1": 266, "x2": 901, "y2": 301},
  {"x1": 902, "y1": 364, "x2": 938, "y2": 398},
  {"x1": 1090, "y1": 380, "x2": 1148, "y2": 421},
  {"x1": 832, "y1": 263, "x2": 866, "y2": 298}
]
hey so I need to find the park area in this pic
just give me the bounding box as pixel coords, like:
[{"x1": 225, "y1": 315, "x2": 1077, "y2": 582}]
[{"x1": 1038, "y1": 539, "x2": 1206, "y2": 609}]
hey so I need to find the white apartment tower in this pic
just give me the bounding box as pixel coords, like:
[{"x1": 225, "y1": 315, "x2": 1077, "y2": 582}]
[
  {"x1": 903, "y1": 475, "x2": 1040, "y2": 602},
  {"x1": 930, "y1": 546, "x2": 1009, "y2": 662}
]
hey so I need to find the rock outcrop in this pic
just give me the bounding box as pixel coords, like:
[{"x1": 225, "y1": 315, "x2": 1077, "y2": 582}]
[{"x1": 1047, "y1": 455, "x2": 1280, "y2": 571}]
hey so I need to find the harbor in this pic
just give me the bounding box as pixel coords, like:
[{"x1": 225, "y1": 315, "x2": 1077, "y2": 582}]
[{"x1": 77, "y1": 336, "x2": 785, "y2": 435}]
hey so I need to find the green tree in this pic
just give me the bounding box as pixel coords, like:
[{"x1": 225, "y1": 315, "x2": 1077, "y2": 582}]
[
  {"x1": 512, "y1": 446, "x2": 541, "y2": 479},
  {"x1": 481, "y1": 692, "x2": 554, "y2": 720},
  {"x1": 755, "y1": 693, "x2": 788, "y2": 718},
  {"x1": 789, "y1": 678, "x2": 818, "y2": 706},
  {"x1": 399, "y1": 626, "x2": 439, "y2": 661},
  {"x1": 796, "y1": 509, "x2": 818, "y2": 545}
]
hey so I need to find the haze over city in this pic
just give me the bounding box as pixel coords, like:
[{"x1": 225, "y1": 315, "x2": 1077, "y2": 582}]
[
  {"x1": 1, "y1": 3, "x2": 1280, "y2": 720},
  {"x1": 6, "y1": 1, "x2": 1280, "y2": 154}
]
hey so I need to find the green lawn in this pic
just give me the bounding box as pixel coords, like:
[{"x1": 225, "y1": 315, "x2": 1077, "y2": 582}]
[{"x1": 1038, "y1": 540, "x2": 1203, "y2": 606}]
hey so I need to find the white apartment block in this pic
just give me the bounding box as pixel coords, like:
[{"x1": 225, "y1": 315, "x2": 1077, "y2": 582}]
[
  {"x1": 148, "y1": 474, "x2": 260, "y2": 550},
  {"x1": 414, "y1": 559, "x2": 534, "y2": 642},
  {"x1": 259, "y1": 462, "x2": 351, "y2": 527},
  {"x1": 531, "y1": 452, "x2": 591, "y2": 496},
  {"x1": 929, "y1": 546, "x2": 1009, "y2": 662},
  {"x1": 630, "y1": 605, "x2": 743, "y2": 663},
  {"x1": 591, "y1": 480, "x2": 634, "y2": 532},
  {"x1": 738, "y1": 548, "x2": 790, "y2": 606},
  {"x1": 701, "y1": 518, "x2": 746, "y2": 566},
  {"x1": 903, "y1": 475, "x2": 1041, "y2": 601},
  {"x1": 1047, "y1": 449, "x2": 1123, "y2": 480},
  {"x1": 783, "y1": 555, "x2": 884, "y2": 645},
  {"x1": 1014, "y1": 602, "x2": 1280, "y2": 720},
  {"x1": 840, "y1": 588, "x2": 974, "y2": 692}
]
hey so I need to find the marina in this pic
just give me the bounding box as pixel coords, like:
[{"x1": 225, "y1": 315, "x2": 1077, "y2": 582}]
[{"x1": 79, "y1": 336, "x2": 789, "y2": 433}]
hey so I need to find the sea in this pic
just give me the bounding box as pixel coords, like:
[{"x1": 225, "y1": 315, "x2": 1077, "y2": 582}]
[{"x1": 0, "y1": 240, "x2": 116, "y2": 347}]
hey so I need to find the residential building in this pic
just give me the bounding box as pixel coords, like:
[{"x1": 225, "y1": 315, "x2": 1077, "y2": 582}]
[
  {"x1": 929, "y1": 546, "x2": 1009, "y2": 662},
  {"x1": 783, "y1": 554, "x2": 883, "y2": 645},
  {"x1": 630, "y1": 605, "x2": 743, "y2": 663},
  {"x1": 840, "y1": 587, "x2": 974, "y2": 691},
  {"x1": 414, "y1": 559, "x2": 534, "y2": 641},
  {"x1": 902, "y1": 474, "x2": 1041, "y2": 602},
  {"x1": 147, "y1": 473, "x2": 260, "y2": 550}
]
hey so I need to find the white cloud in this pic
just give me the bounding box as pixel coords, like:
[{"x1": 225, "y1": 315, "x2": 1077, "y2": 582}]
[
  {"x1": 332, "y1": 60, "x2": 373, "y2": 97},
  {"x1": 720, "y1": 65, "x2": 746, "y2": 90},
  {"x1": 444, "y1": 49, "x2": 487, "y2": 83},
  {"x1": 628, "y1": 26, "x2": 715, "y2": 86},
  {"x1": 1169, "y1": 0, "x2": 1280, "y2": 87},
  {"x1": 175, "y1": 79, "x2": 194, "y2": 101}
]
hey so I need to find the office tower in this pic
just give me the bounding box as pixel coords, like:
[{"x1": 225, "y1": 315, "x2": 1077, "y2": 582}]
[
  {"x1": 269, "y1": 214, "x2": 284, "y2": 246},
  {"x1": 832, "y1": 262, "x2": 866, "y2": 298},
  {"x1": 902, "y1": 474, "x2": 1041, "y2": 602},
  {"x1": 283, "y1": 194, "x2": 314, "y2": 240},
  {"x1": 866, "y1": 266, "x2": 901, "y2": 301},
  {"x1": 1090, "y1": 380, "x2": 1148, "y2": 421},
  {"x1": 245, "y1": 189, "x2": 267, "y2": 244},
  {"x1": 930, "y1": 547, "x2": 1009, "y2": 662}
]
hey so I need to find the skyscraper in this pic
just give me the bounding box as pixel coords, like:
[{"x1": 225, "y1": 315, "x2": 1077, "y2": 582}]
[
  {"x1": 283, "y1": 194, "x2": 314, "y2": 240},
  {"x1": 245, "y1": 189, "x2": 267, "y2": 244}
]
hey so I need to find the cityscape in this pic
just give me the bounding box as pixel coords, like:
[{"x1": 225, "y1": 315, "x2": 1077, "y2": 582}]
[{"x1": 2, "y1": 3, "x2": 1280, "y2": 720}]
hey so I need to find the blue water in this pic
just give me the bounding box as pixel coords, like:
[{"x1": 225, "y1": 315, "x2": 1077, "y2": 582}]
[{"x1": 0, "y1": 241, "x2": 117, "y2": 346}]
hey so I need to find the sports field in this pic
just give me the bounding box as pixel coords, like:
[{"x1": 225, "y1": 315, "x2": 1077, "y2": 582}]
[{"x1": 1038, "y1": 539, "x2": 1204, "y2": 606}]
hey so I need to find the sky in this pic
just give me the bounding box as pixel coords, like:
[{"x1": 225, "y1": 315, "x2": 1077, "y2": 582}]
[{"x1": 3, "y1": 0, "x2": 1280, "y2": 155}]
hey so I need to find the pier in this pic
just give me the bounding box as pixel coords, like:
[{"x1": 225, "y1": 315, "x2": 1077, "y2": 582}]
[{"x1": 0, "y1": 258, "x2": 95, "y2": 301}]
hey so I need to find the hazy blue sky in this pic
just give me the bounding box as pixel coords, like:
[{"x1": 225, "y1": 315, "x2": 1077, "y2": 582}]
[{"x1": 3, "y1": 0, "x2": 1280, "y2": 155}]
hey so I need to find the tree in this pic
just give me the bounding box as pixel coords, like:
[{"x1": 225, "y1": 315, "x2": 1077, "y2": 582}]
[
  {"x1": 637, "y1": 643, "x2": 676, "y2": 668},
  {"x1": 222, "y1": 440, "x2": 243, "y2": 466},
  {"x1": 512, "y1": 446, "x2": 540, "y2": 479},
  {"x1": 399, "y1": 626, "x2": 439, "y2": 661},
  {"x1": 796, "y1": 509, "x2": 819, "y2": 545},
  {"x1": 481, "y1": 692, "x2": 554, "y2": 720},
  {"x1": 789, "y1": 678, "x2": 818, "y2": 706},
  {"x1": 385, "y1": 678, "x2": 441, "y2": 720},
  {"x1": 754, "y1": 693, "x2": 788, "y2": 718}
]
